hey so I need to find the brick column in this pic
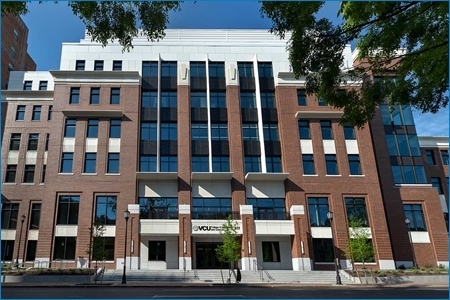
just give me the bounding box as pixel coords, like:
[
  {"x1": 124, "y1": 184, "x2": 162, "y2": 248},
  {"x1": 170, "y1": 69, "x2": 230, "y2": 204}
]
[{"x1": 240, "y1": 205, "x2": 256, "y2": 270}]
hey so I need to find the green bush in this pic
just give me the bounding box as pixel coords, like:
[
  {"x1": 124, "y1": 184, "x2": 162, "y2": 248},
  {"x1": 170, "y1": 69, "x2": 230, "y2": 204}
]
[
  {"x1": 391, "y1": 270, "x2": 398, "y2": 275},
  {"x1": 398, "y1": 269, "x2": 405, "y2": 273},
  {"x1": 424, "y1": 264, "x2": 432, "y2": 269},
  {"x1": 373, "y1": 269, "x2": 380, "y2": 274},
  {"x1": 434, "y1": 268, "x2": 442, "y2": 274},
  {"x1": 438, "y1": 264, "x2": 446, "y2": 269},
  {"x1": 412, "y1": 269, "x2": 420, "y2": 275},
  {"x1": 426, "y1": 268, "x2": 432, "y2": 274},
  {"x1": 379, "y1": 271, "x2": 386, "y2": 277}
]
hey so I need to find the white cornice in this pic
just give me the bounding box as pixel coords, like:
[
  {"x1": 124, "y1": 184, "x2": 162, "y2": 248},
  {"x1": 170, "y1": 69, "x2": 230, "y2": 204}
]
[
  {"x1": 418, "y1": 136, "x2": 449, "y2": 148},
  {"x1": 1, "y1": 90, "x2": 54, "y2": 102},
  {"x1": 50, "y1": 71, "x2": 141, "y2": 85}
]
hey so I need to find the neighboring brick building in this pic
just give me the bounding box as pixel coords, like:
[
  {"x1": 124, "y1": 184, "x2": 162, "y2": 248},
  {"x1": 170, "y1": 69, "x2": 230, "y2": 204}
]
[{"x1": 1, "y1": 30, "x2": 448, "y2": 271}]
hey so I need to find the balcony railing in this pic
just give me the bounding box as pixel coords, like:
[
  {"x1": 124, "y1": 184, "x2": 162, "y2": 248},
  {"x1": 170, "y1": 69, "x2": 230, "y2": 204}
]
[
  {"x1": 140, "y1": 211, "x2": 179, "y2": 220},
  {"x1": 254, "y1": 212, "x2": 290, "y2": 220},
  {"x1": 192, "y1": 211, "x2": 240, "y2": 220}
]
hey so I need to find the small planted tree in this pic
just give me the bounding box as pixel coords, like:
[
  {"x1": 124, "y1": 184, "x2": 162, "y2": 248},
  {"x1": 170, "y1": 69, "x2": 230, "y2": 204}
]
[
  {"x1": 216, "y1": 215, "x2": 241, "y2": 284},
  {"x1": 86, "y1": 221, "x2": 108, "y2": 272}
]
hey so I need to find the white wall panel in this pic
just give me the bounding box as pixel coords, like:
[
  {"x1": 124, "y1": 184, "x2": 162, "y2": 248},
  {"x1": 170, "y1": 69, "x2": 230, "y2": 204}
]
[
  {"x1": 300, "y1": 140, "x2": 314, "y2": 154},
  {"x1": 25, "y1": 151, "x2": 37, "y2": 165},
  {"x1": 7, "y1": 151, "x2": 19, "y2": 164},
  {"x1": 140, "y1": 236, "x2": 178, "y2": 269},
  {"x1": 345, "y1": 140, "x2": 359, "y2": 154},
  {"x1": 85, "y1": 138, "x2": 98, "y2": 153},
  {"x1": 108, "y1": 138, "x2": 121, "y2": 153},
  {"x1": 411, "y1": 232, "x2": 431, "y2": 243},
  {"x1": 192, "y1": 181, "x2": 231, "y2": 198},
  {"x1": 246, "y1": 181, "x2": 285, "y2": 198},
  {"x1": 63, "y1": 138, "x2": 75, "y2": 152},
  {"x1": 322, "y1": 140, "x2": 336, "y2": 154},
  {"x1": 139, "y1": 182, "x2": 178, "y2": 197},
  {"x1": 55, "y1": 225, "x2": 78, "y2": 237}
]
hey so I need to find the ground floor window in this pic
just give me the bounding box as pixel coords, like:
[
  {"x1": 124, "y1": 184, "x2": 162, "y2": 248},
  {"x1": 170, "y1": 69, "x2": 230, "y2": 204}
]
[
  {"x1": 53, "y1": 237, "x2": 76, "y2": 260},
  {"x1": 149, "y1": 241, "x2": 166, "y2": 261},
  {"x1": 313, "y1": 239, "x2": 334, "y2": 262},
  {"x1": 26, "y1": 240, "x2": 37, "y2": 261},
  {"x1": 92, "y1": 237, "x2": 115, "y2": 261},
  {"x1": 1, "y1": 240, "x2": 15, "y2": 261},
  {"x1": 262, "y1": 241, "x2": 280, "y2": 262}
]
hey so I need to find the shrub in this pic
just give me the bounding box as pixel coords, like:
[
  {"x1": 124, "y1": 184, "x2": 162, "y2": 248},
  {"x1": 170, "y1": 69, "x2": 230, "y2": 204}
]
[
  {"x1": 426, "y1": 268, "x2": 432, "y2": 274},
  {"x1": 398, "y1": 269, "x2": 405, "y2": 273},
  {"x1": 398, "y1": 264, "x2": 406, "y2": 270},
  {"x1": 424, "y1": 264, "x2": 432, "y2": 269},
  {"x1": 379, "y1": 271, "x2": 386, "y2": 277},
  {"x1": 373, "y1": 269, "x2": 380, "y2": 274},
  {"x1": 391, "y1": 270, "x2": 398, "y2": 275},
  {"x1": 438, "y1": 264, "x2": 446, "y2": 269},
  {"x1": 434, "y1": 268, "x2": 442, "y2": 274},
  {"x1": 412, "y1": 269, "x2": 420, "y2": 275}
]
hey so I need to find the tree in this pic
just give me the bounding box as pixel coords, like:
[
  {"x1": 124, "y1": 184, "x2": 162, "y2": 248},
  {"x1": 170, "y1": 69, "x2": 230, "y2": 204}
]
[
  {"x1": 86, "y1": 220, "x2": 108, "y2": 272},
  {"x1": 1, "y1": 1, "x2": 182, "y2": 51},
  {"x1": 260, "y1": 1, "x2": 448, "y2": 127},
  {"x1": 216, "y1": 215, "x2": 241, "y2": 284}
]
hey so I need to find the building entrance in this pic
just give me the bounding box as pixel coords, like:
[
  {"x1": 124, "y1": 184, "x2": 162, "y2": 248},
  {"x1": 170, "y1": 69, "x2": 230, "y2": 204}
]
[{"x1": 195, "y1": 242, "x2": 225, "y2": 269}]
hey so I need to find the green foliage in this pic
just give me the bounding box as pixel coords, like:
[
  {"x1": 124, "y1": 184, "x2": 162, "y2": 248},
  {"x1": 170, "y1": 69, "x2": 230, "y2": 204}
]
[
  {"x1": 391, "y1": 269, "x2": 398, "y2": 275},
  {"x1": 86, "y1": 220, "x2": 108, "y2": 268},
  {"x1": 345, "y1": 216, "x2": 376, "y2": 268},
  {"x1": 260, "y1": 1, "x2": 448, "y2": 128},
  {"x1": 215, "y1": 215, "x2": 241, "y2": 266},
  {"x1": 412, "y1": 268, "x2": 420, "y2": 275}
]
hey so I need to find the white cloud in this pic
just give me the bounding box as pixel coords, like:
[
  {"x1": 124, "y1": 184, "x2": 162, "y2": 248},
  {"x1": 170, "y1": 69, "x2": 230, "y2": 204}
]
[{"x1": 413, "y1": 107, "x2": 449, "y2": 137}]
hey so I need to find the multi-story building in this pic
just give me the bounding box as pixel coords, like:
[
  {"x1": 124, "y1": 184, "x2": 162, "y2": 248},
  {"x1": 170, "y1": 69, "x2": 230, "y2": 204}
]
[{"x1": 1, "y1": 30, "x2": 448, "y2": 271}]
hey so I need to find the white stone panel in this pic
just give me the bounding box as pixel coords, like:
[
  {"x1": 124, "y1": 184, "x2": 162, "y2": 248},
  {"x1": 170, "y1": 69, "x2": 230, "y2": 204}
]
[
  {"x1": 311, "y1": 227, "x2": 333, "y2": 239},
  {"x1": 345, "y1": 140, "x2": 359, "y2": 154},
  {"x1": 290, "y1": 205, "x2": 305, "y2": 216},
  {"x1": 208, "y1": 54, "x2": 225, "y2": 61},
  {"x1": 240, "y1": 205, "x2": 253, "y2": 215},
  {"x1": 44, "y1": 151, "x2": 48, "y2": 165},
  {"x1": 103, "y1": 226, "x2": 116, "y2": 237},
  {"x1": 55, "y1": 225, "x2": 78, "y2": 237},
  {"x1": 179, "y1": 204, "x2": 190, "y2": 215},
  {"x1": 411, "y1": 231, "x2": 431, "y2": 243},
  {"x1": 179, "y1": 257, "x2": 192, "y2": 271},
  {"x1": 292, "y1": 258, "x2": 312, "y2": 271},
  {"x1": 28, "y1": 230, "x2": 39, "y2": 240},
  {"x1": 7, "y1": 151, "x2": 19, "y2": 164},
  {"x1": 63, "y1": 138, "x2": 75, "y2": 152},
  {"x1": 85, "y1": 138, "x2": 98, "y2": 153},
  {"x1": 226, "y1": 64, "x2": 238, "y2": 86},
  {"x1": 254, "y1": 220, "x2": 294, "y2": 235},
  {"x1": 178, "y1": 63, "x2": 189, "y2": 86},
  {"x1": 140, "y1": 220, "x2": 179, "y2": 235},
  {"x1": 300, "y1": 140, "x2": 314, "y2": 154},
  {"x1": 192, "y1": 181, "x2": 231, "y2": 198},
  {"x1": 128, "y1": 204, "x2": 140, "y2": 215},
  {"x1": 255, "y1": 236, "x2": 293, "y2": 270},
  {"x1": 25, "y1": 151, "x2": 37, "y2": 164},
  {"x1": 322, "y1": 140, "x2": 336, "y2": 154},
  {"x1": 1, "y1": 230, "x2": 16, "y2": 240},
  {"x1": 159, "y1": 53, "x2": 177, "y2": 61},
  {"x1": 108, "y1": 138, "x2": 121, "y2": 153},
  {"x1": 139, "y1": 182, "x2": 178, "y2": 197},
  {"x1": 139, "y1": 236, "x2": 179, "y2": 269},
  {"x1": 379, "y1": 260, "x2": 396, "y2": 270},
  {"x1": 246, "y1": 181, "x2": 285, "y2": 198}
]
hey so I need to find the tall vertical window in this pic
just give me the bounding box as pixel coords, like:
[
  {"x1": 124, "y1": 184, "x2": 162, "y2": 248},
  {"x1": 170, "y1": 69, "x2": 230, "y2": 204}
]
[
  {"x1": 60, "y1": 153, "x2": 74, "y2": 173},
  {"x1": 302, "y1": 154, "x2": 315, "y2": 175},
  {"x1": 238, "y1": 62, "x2": 254, "y2": 77},
  {"x1": 320, "y1": 121, "x2": 333, "y2": 140},
  {"x1": 8, "y1": 63, "x2": 14, "y2": 71},
  {"x1": 266, "y1": 157, "x2": 282, "y2": 173},
  {"x1": 210, "y1": 92, "x2": 226, "y2": 108},
  {"x1": 242, "y1": 124, "x2": 259, "y2": 141},
  {"x1": 1, "y1": 203, "x2": 19, "y2": 229},
  {"x1": 48, "y1": 105, "x2": 53, "y2": 120},
  {"x1": 244, "y1": 156, "x2": 261, "y2": 173},
  {"x1": 96, "y1": 196, "x2": 117, "y2": 225},
  {"x1": 23, "y1": 81, "x2": 32, "y2": 90},
  {"x1": 5, "y1": 165, "x2": 17, "y2": 183},
  {"x1": 190, "y1": 62, "x2": 206, "y2": 77},
  {"x1": 107, "y1": 153, "x2": 120, "y2": 173},
  {"x1": 13, "y1": 29, "x2": 19, "y2": 41},
  {"x1": 345, "y1": 198, "x2": 368, "y2": 226},
  {"x1": 343, "y1": 124, "x2": 356, "y2": 139},
  {"x1": 209, "y1": 62, "x2": 225, "y2": 77},
  {"x1": 32, "y1": 106, "x2": 41, "y2": 121},
  {"x1": 84, "y1": 153, "x2": 97, "y2": 173},
  {"x1": 90, "y1": 88, "x2": 100, "y2": 104},
  {"x1": 263, "y1": 124, "x2": 279, "y2": 141},
  {"x1": 87, "y1": 119, "x2": 99, "y2": 138},
  {"x1": 380, "y1": 104, "x2": 415, "y2": 126},
  {"x1": 262, "y1": 242, "x2": 280, "y2": 262},
  {"x1": 16, "y1": 105, "x2": 26, "y2": 121},
  {"x1": 11, "y1": 46, "x2": 16, "y2": 58},
  {"x1": 441, "y1": 150, "x2": 449, "y2": 165},
  {"x1": 160, "y1": 123, "x2": 177, "y2": 140},
  {"x1": 161, "y1": 61, "x2": 177, "y2": 76},
  {"x1": 298, "y1": 121, "x2": 311, "y2": 139},
  {"x1": 260, "y1": 92, "x2": 275, "y2": 108},
  {"x1": 94, "y1": 60, "x2": 104, "y2": 71},
  {"x1": 29, "y1": 204, "x2": 41, "y2": 230},
  {"x1": 192, "y1": 156, "x2": 209, "y2": 172},
  {"x1": 297, "y1": 90, "x2": 307, "y2": 106},
  {"x1": 109, "y1": 120, "x2": 121, "y2": 138},
  {"x1": 160, "y1": 156, "x2": 177, "y2": 172},
  {"x1": 23, "y1": 165, "x2": 35, "y2": 183},
  {"x1": 26, "y1": 241, "x2": 37, "y2": 262},
  {"x1": 75, "y1": 60, "x2": 85, "y2": 70},
  {"x1": 211, "y1": 124, "x2": 228, "y2": 140},
  {"x1": 148, "y1": 241, "x2": 166, "y2": 261},
  {"x1": 258, "y1": 62, "x2": 273, "y2": 77},
  {"x1": 191, "y1": 92, "x2": 207, "y2": 108},
  {"x1": 142, "y1": 91, "x2": 158, "y2": 108},
  {"x1": 45, "y1": 134, "x2": 49, "y2": 151},
  {"x1": 57, "y1": 195, "x2": 80, "y2": 225},
  {"x1": 53, "y1": 237, "x2": 77, "y2": 260},
  {"x1": 348, "y1": 155, "x2": 362, "y2": 175},
  {"x1": 112, "y1": 61, "x2": 122, "y2": 71},
  {"x1": 392, "y1": 165, "x2": 427, "y2": 184},
  {"x1": 313, "y1": 239, "x2": 334, "y2": 262},
  {"x1": 9, "y1": 133, "x2": 21, "y2": 150},
  {"x1": 240, "y1": 92, "x2": 256, "y2": 108},
  {"x1": 426, "y1": 150, "x2": 436, "y2": 165},
  {"x1": 161, "y1": 91, "x2": 177, "y2": 108},
  {"x1": 64, "y1": 119, "x2": 76, "y2": 137},
  {"x1": 141, "y1": 122, "x2": 157, "y2": 140},
  {"x1": 431, "y1": 177, "x2": 443, "y2": 194},
  {"x1": 41, "y1": 165, "x2": 46, "y2": 183},
  {"x1": 403, "y1": 204, "x2": 426, "y2": 231},
  {"x1": 308, "y1": 197, "x2": 330, "y2": 227},
  {"x1": 142, "y1": 61, "x2": 158, "y2": 76},
  {"x1": 212, "y1": 157, "x2": 230, "y2": 172},
  {"x1": 28, "y1": 134, "x2": 39, "y2": 150},
  {"x1": 1, "y1": 241, "x2": 15, "y2": 261},
  {"x1": 325, "y1": 154, "x2": 339, "y2": 175},
  {"x1": 39, "y1": 81, "x2": 48, "y2": 91},
  {"x1": 110, "y1": 88, "x2": 120, "y2": 105},
  {"x1": 188, "y1": 123, "x2": 207, "y2": 141},
  {"x1": 70, "y1": 88, "x2": 80, "y2": 104},
  {"x1": 140, "y1": 155, "x2": 157, "y2": 172}
]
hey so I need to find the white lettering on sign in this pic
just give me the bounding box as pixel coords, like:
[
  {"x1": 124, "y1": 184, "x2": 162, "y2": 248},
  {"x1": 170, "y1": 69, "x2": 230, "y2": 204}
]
[{"x1": 192, "y1": 225, "x2": 241, "y2": 232}]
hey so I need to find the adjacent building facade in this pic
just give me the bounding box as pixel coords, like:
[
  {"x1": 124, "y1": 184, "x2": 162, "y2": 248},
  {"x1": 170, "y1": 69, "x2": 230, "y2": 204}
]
[{"x1": 1, "y1": 30, "x2": 448, "y2": 271}]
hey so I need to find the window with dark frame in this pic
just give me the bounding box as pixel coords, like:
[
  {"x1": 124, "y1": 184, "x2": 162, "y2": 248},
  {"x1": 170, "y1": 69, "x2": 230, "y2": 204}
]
[
  {"x1": 112, "y1": 61, "x2": 122, "y2": 71},
  {"x1": 244, "y1": 156, "x2": 261, "y2": 173},
  {"x1": 258, "y1": 62, "x2": 273, "y2": 78},
  {"x1": 190, "y1": 62, "x2": 206, "y2": 77},
  {"x1": 192, "y1": 198, "x2": 232, "y2": 220},
  {"x1": 75, "y1": 60, "x2": 85, "y2": 70},
  {"x1": 320, "y1": 120, "x2": 333, "y2": 139},
  {"x1": 53, "y1": 237, "x2": 77, "y2": 260},
  {"x1": 87, "y1": 119, "x2": 99, "y2": 138},
  {"x1": 1, "y1": 240, "x2": 15, "y2": 261},
  {"x1": 212, "y1": 156, "x2": 230, "y2": 172},
  {"x1": 110, "y1": 88, "x2": 120, "y2": 105},
  {"x1": 139, "y1": 197, "x2": 178, "y2": 219},
  {"x1": 240, "y1": 92, "x2": 256, "y2": 108},
  {"x1": 93, "y1": 237, "x2": 115, "y2": 261},
  {"x1": 318, "y1": 96, "x2": 327, "y2": 106},
  {"x1": 266, "y1": 156, "x2": 282, "y2": 173},
  {"x1": 298, "y1": 121, "x2": 311, "y2": 139},
  {"x1": 441, "y1": 150, "x2": 449, "y2": 165},
  {"x1": 109, "y1": 119, "x2": 121, "y2": 138},
  {"x1": 48, "y1": 105, "x2": 53, "y2": 120},
  {"x1": 403, "y1": 204, "x2": 427, "y2": 231},
  {"x1": 9, "y1": 133, "x2": 21, "y2": 150},
  {"x1": 263, "y1": 124, "x2": 279, "y2": 141},
  {"x1": 26, "y1": 240, "x2": 37, "y2": 261},
  {"x1": 431, "y1": 177, "x2": 443, "y2": 194},
  {"x1": 1, "y1": 203, "x2": 19, "y2": 229},
  {"x1": 237, "y1": 62, "x2": 254, "y2": 77},
  {"x1": 13, "y1": 29, "x2": 19, "y2": 41},
  {"x1": 426, "y1": 150, "x2": 436, "y2": 165},
  {"x1": 262, "y1": 241, "x2": 280, "y2": 262},
  {"x1": 23, "y1": 81, "x2": 32, "y2": 90},
  {"x1": 28, "y1": 134, "x2": 39, "y2": 150},
  {"x1": 29, "y1": 203, "x2": 41, "y2": 230},
  {"x1": 107, "y1": 153, "x2": 120, "y2": 173},
  {"x1": 57, "y1": 195, "x2": 80, "y2": 225},
  {"x1": 11, "y1": 46, "x2": 16, "y2": 58},
  {"x1": 348, "y1": 154, "x2": 362, "y2": 175},
  {"x1": 242, "y1": 124, "x2": 259, "y2": 141},
  {"x1": 260, "y1": 92, "x2": 276, "y2": 108},
  {"x1": 141, "y1": 122, "x2": 157, "y2": 140},
  {"x1": 246, "y1": 198, "x2": 287, "y2": 220},
  {"x1": 32, "y1": 105, "x2": 41, "y2": 121},
  {"x1": 161, "y1": 61, "x2": 177, "y2": 76},
  {"x1": 69, "y1": 88, "x2": 80, "y2": 104},
  {"x1": 94, "y1": 60, "x2": 104, "y2": 71},
  {"x1": 308, "y1": 197, "x2": 330, "y2": 227},
  {"x1": 191, "y1": 92, "x2": 207, "y2": 108},
  {"x1": 160, "y1": 156, "x2": 177, "y2": 172},
  {"x1": 5, "y1": 165, "x2": 17, "y2": 183},
  {"x1": 160, "y1": 123, "x2": 177, "y2": 140},
  {"x1": 211, "y1": 124, "x2": 228, "y2": 140},
  {"x1": 345, "y1": 197, "x2": 369, "y2": 226},
  {"x1": 313, "y1": 239, "x2": 334, "y2": 262},
  {"x1": 161, "y1": 91, "x2": 177, "y2": 108},
  {"x1": 41, "y1": 165, "x2": 46, "y2": 183},
  {"x1": 297, "y1": 90, "x2": 307, "y2": 106},
  {"x1": 302, "y1": 154, "x2": 315, "y2": 175},
  {"x1": 16, "y1": 105, "x2": 26, "y2": 121},
  {"x1": 209, "y1": 62, "x2": 225, "y2": 77},
  {"x1": 141, "y1": 91, "x2": 158, "y2": 108},
  {"x1": 142, "y1": 61, "x2": 158, "y2": 76},
  {"x1": 39, "y1": 81, "x2": 48, "y2": 91},
  {"x1": 95, "y1": 196, "x2": 117, "y2": 225},
  {"x1": 23, "y1": 165, "x2": 35, "y2": 183},
  {"x1": 64, "y1": 119, "x2": 76, "y2": 137},
  {"x1": 45, "y1": 134, "x2": 50, "y2": 151},
  {"x1": 84, "y1": 153, "x2": 97, "y2": 173},
  {"x1": 192, "y1": 156, "x2": 209, "y2": 172},
  {"x1": 140, "y1": 155, "x2": 157, "y2": 172},
  {"x1": 210, "y1": 91, "x2": 226, "y2": 108},
  {"x1": 90, "y1": 88, "x2": 100, "y2": 104},
  {"x1": 148, "y1": 241, "x2": 166, "y2": 261},
  {"x1": 191, "y1": 123, "x2": 208, "y2": 140},
  {"x1": 343, "y1": 123, "x2": 356, "y2": 139},
  {"x1": 60, "y1": 153, "x2": 74, "y2": 173}
]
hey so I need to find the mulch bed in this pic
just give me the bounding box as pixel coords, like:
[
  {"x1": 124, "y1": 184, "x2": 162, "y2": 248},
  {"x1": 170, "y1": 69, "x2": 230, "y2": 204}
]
[{"x1": 1, "y1": 269, "x2": 96, "y2": 276}]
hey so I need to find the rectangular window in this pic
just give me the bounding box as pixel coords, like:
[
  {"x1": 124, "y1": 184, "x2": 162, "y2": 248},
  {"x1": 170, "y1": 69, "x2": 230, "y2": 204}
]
[
  {"x1": 210, "y1": 91, "x2": 226, "y2": 108},
  {"x1": 260, "y1": 92, "x2": 275, "y2": 108},
  {"x1": 262, "y1": 241, "x2": 280, "y2": 262},
  {"x1": 431, "y1": 177, "x2": 443, "y2": 194},
  {"x1": 344, "y1": 124, "x2": 356, "y2": 139},
  {"x1": 16, "y1": 105, "x2": 26, "y2": 121},
  {"x1": 23, "y1": 81, "x2": 32, "y2": 90},
  {"x1": 70, "y1": 87, "x2": 80, "y2": 104},
  {"x1": 325, "y1": 155, "x2": 338, "y2": 175},
  {"x1": 109, "y1": 119, "x2": 121, "y2": 138},
  {"x1": 41, "y1": 165, "x2": 46, "y2": 183},
  {"x1": 211, "y1": 124, "x2": 228, "y2": 140},
  {"x1": 302, "y1": 154, "x2": 315, "y2": 175},
  {"x1": 240, "y1": 92, "x2": 256, "y2": 108},
  {"x1": 298, "y1": 121, "x2": 311, "y2": 139},
  {"x1": 29, "y1": 203, "x2": 41, "y2": 230},
  {"x1": 96, "y1": 196, "x2": 117, "y2": 225},
  {"x1": 8, "y1": 63, "x2": 14, "y2": 71},
  {"x1": 110, "y1": 88, "x2": 120, "y2": 105},
  {"x1": 92, "y1": 237, "x2": 115, "y2": 261},
  {"x1": 191, "y1": 91, "x2": 207, "y2": 108},
  {"x1": 161, "y1": 91, "x2": 177, "y2": 108},
  {"x1": 32, "y1": 105, "x2": 41, "y2": 121},
  {"x1": 57, "y1": 195, "x2": 80, "y2": 225},
  {"x1": 10, "y1": 133, "x2": 21, "y2": 150},
  {"x1": 142, "y1": 91, "x2": 158, "y2": 108},
  {"x1": 404, "y1": 204, "x2": 426, "y2": 231},
  {"x1": 320, "y1": 120, "x2": 333, "y2": 139},
  {"x1": 209, "y1": 62, "x2": 225, "y2": 77},
  {"x1": 345, "y1": 197, "x2": 368, "y2": 226},
  {"x1": 161, "y1": 61, "x2": 177, "y2": 77},
  {"x1": 28, "y1": 133, "x2": 39, "y2": 150},
  {"x1": 191, "y1": 123, "x2": 208, "y2": 140},
  {"x1": 244, "y1": 156, "x2": 261, "y2": 173},
  {"x1": 313, "y1": 239, "x2": 334, "y2": 262},
  {"x1": 192, "y1": 156, "x2": 209, "y2": 172},
  {"x1": 13, "y1": 29, "x2": 19, "y2": 41},
  {"x1": 53, "y1": 237, "x2": 77, "y2": 260},
  {"x1": 46, "y1": 134, "x2": 49, "y2": 151},
  {"x1": 107, "y1": 153, "x2": 120, "y2": 173},
  {"x1": 140, "y1": 155, "x2": 157, "y2": 172},
  {"x1": 87, "y1": 119, "x2": 99, "y2": 138},
  {"x1": 441, "y1": 150, "x2": 449, "y2": 165},
  {"x1": 94, "y1": 60, "x2": 104, "y2": 71},
  {"x1": 247, "y1": 198, "x2": 287, "y2": 220},
  {"x1": 60, "y1": 153, "x2": 73, "y2": 173},
  {"x1": 5, "y1": 165, "x2": 17, "y2": 183},
  {"x1": 258, "y1": 62, "x2": 273, "y2": 78},
  {"x1": 190, "y1": 62, "x2": 206, "y2": 77},
  {"x1": 408, "y1": 135, "x2": 421, "y2": 156},
  {"x1": 26, "y1": 240, "x2": 37, "y2": 261},
  {"x1": 23, "y1": 165, "x2": 35, "y2": 183},
  {"x1": 242, "y1": 124, "x2": 259, "y2": 141},
  {"x1": 212, "y1": 156, "x2": 230, "y2": 172},
  {"x1": 84, "y1": 153, "x2": 97, "y2": 173},
  {"x1": 64, "y1": 119, "x2": 76, "y2": 137},
  {"x1": 237, "y1": 62, "x2": 254, "y2": 77},
  {"x1": 318, "y1": 96, "x2": 327, "y2": 106},
  {"x1": 90, "y1": 88, "x2": 100, "y2": 104},
  {"x1": 160, "y1": 156, "x2": 177, "y2": 172},
  {"x1": 192, "y1": 198, "x2": 232, "y2": 220},
  {"x1": 263, "y1": 124, "x2": 279, "y2": 141},
  {"x1": 140, "y1": 197, "x2": 178, "y2": 219},
  {"x1": 160, "y1": 123, "x2": 177, "y2": 140},
  {"x1": 266, "y1": 157, "x2": 282, "y2": 173},
  {"x1": 48, "y1": 105, "x2": 53, "y2": 120},
  {"x1": 141, "y1": 122, "x2": 157, "y2": 140},
  {"x1": 11, "y1": 46, "x2": 16, "y2": 58},
  {"x1": 75, "y1": 60, "x2": 85, "y2": 70},
  {"x1": 297, "y1": 90, "x2": 307, "y2": 106},
  {"x1": 308, "y1": 198, "x2": 330, "y2": 227},
  {"x1": 149, "y1": 241, "x2": 166, "y2": 261},
  {"x1": 426, "y1": 150, "x2": 436, "y2": 165},
  {"x1": 1, "y1": 240, "x2": 15, "y2": 261},
  {"x1": 1, "y1": 203, "x2": 19, "y2": 229},
  {"x1": 444, "y1": 212, "x2": 449, "y2": 232},
  {"x1": 142, "y1": 61, "x2": 158, "y2": 76},
  {"x1": 39, "y1": 81, "x2": 48, "y2": 91},
  {"x1": 348, "y1": 155, "x2": 362, "y2": 175},
  {"x1": 112, "y1": 61, "x2": 122, "y2": 71}
]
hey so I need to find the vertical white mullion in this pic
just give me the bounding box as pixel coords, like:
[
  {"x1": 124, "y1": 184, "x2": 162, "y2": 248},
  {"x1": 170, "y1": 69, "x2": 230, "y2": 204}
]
[
  {"x1": 206, "y1": 56, "x2": 212, "y2": 172},
  {"x1": 253, "y1": 55, "x2": 266, "y2": 173},
  {"x1": 157, "y1": 55, "x2": 161, "y2": 172}
]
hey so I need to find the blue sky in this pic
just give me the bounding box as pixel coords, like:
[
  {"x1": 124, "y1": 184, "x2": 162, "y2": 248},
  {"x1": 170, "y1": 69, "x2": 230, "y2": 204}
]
[{"x1": 21, "y1": 1, "x2": 448, "y2": 136}]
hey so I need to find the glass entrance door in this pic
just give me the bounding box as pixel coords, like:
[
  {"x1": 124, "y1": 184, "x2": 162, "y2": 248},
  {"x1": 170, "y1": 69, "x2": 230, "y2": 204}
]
[{"x1": 196, "y1": 242, "x2": 225, "y2": 269}]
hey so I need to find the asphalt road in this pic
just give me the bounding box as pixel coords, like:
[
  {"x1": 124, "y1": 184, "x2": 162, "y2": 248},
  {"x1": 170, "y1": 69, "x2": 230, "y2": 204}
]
[{"x1": 2, "y1": 285, "x2": 449, "y2": 299}]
